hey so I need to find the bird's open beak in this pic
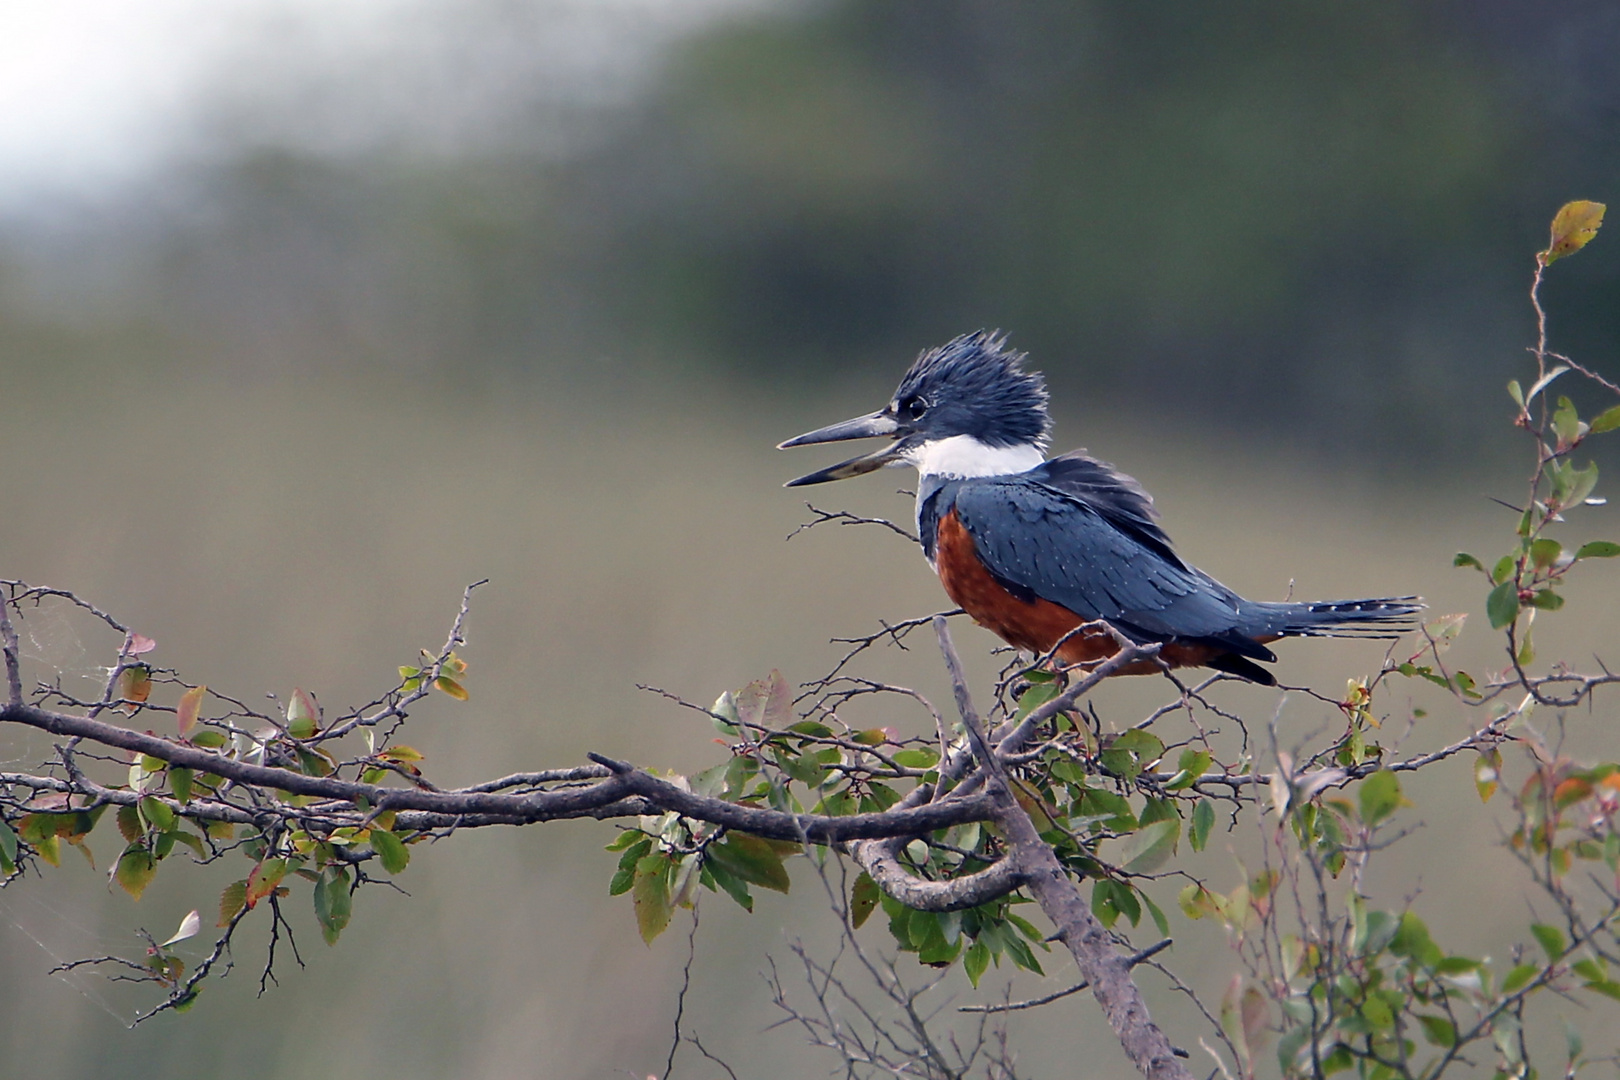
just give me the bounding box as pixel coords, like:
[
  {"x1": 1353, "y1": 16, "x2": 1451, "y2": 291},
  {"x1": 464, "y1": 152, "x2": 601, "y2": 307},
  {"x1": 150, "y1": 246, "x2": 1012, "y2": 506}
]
[{"x1": 777, "y1": 410, "x2": 911, "y2": 487}]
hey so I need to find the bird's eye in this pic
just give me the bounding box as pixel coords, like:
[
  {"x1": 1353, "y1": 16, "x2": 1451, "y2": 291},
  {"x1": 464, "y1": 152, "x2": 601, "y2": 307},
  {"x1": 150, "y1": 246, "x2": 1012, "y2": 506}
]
[{"x1": 899, "y1": 397, "x2": 928, "y2": 422}]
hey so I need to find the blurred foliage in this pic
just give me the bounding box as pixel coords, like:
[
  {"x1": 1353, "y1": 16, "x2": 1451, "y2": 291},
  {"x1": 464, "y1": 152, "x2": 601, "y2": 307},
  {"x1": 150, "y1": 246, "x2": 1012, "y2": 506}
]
[{"x1": 2, "y1": 1, "x2": 1618, "y2": 466}]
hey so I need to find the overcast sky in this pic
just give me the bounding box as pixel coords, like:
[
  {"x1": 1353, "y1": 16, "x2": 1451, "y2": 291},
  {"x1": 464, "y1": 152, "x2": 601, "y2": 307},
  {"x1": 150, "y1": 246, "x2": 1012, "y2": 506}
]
[{"x1": 0, "y1": 0, "x2": 782, "y2": 211}]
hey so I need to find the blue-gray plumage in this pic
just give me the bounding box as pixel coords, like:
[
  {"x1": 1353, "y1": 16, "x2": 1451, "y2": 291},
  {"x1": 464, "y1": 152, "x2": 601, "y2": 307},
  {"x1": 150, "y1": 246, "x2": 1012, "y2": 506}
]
[{"x1": 780, "y1": 332, "x2": 1421, "y2": 685}]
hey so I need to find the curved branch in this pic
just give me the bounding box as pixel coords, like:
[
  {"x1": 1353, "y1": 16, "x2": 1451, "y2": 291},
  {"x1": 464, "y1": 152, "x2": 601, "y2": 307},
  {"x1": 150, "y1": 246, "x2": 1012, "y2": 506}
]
[{"x1": 846, "y1": 835, "x2": 1023, "y2": 911}]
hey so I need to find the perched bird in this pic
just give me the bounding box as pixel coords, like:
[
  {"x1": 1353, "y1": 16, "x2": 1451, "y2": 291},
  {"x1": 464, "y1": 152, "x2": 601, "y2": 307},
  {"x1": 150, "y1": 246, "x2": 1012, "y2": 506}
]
[{"x1": 778, "y1": 332, "x2": 1420, "y2": 685}]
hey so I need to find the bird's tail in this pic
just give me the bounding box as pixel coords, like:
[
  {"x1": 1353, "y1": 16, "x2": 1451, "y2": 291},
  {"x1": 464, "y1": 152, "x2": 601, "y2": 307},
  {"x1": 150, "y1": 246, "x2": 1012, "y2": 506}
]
[{"x1": 1250, "y1": 596, "x2": 1425, "y2": 640}]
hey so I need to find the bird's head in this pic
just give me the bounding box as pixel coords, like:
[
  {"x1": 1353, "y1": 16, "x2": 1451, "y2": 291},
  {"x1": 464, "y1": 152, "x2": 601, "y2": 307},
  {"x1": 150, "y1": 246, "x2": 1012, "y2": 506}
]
[{"x1": 779, "y1": 331, "x2": 1051, "y2": 486}]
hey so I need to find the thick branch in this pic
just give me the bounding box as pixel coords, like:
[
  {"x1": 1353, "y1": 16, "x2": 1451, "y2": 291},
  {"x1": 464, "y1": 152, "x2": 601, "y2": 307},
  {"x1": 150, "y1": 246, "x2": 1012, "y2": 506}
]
[
  {"x1": 934, "y1": 618, "x2": 1194, "y2": 1080},
  {"x1": 0, "y1": 703, "x2": 996, "y2": 842},
  {"x1": 588, "y1": 753, "x2": 996, "y2": 841}
]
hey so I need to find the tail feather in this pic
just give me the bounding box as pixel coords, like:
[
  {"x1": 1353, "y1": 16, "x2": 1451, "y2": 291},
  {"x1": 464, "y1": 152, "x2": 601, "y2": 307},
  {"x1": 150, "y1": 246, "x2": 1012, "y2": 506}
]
[{"x1": 1259, "y1": 596, "x2": 1425, "y2": 640}]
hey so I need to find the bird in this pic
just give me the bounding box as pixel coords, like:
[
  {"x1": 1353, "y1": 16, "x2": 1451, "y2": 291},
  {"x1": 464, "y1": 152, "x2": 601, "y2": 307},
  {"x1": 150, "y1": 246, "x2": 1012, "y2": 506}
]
[{"x1": 778, "y1": 332, "x2": 1420, "y2": 686}]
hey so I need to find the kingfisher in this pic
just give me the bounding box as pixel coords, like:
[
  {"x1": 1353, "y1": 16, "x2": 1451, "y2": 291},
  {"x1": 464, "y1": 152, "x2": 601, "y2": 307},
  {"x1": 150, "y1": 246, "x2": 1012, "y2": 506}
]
[{"x1": 778, "y1": 332, "x2": 1420, "y2": 685}]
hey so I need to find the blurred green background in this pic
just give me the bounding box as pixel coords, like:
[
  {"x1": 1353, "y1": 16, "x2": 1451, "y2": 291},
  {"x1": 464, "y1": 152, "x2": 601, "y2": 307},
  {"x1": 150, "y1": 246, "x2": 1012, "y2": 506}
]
[{"x1": 0, "y1": 2, "x2": 1617, "y2": 1076}]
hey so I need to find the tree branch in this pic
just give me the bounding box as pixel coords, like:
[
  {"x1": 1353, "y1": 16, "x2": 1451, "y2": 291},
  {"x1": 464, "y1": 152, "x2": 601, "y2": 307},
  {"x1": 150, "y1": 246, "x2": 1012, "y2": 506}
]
[{"x1": 934, "y1": 616, "x2": 1194, "y2": 1080}]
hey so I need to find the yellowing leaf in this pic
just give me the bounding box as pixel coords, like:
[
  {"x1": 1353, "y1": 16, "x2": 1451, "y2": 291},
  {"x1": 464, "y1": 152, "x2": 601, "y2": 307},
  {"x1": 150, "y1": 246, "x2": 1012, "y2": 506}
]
[
  {"x1": 850, "y1": 871, "x2": 879, "y2": 928},
  {"x1": 1541, "y1": 200, "x2": 1605, "y2": 265},
  {"x1": 632, "y1": 855, "x2": 673, "y2": 943},
  {"x1": 434, "y1": 675, "x2": 468, "y2": 700},
  {"x1": 115, "y1": 847, "x2": 156, "y2": 900},
  {"x1": 286, "y1": 688, "x2": 319, "y2": 739},
  {"x1": 117, "y1": 665, "x2": 152, "y2": 715}
]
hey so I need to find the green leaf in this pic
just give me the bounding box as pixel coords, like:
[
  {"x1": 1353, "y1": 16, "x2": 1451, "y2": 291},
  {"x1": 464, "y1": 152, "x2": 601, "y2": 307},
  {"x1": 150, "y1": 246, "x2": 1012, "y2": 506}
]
[
  {"x1": 1179, "y1": 883, "x2": 1216, "y2": 920},
  {"x1": 1554, "y1": 396, "x2": 1582, "y2": 447},
  {"x1": 1507, "y1": 379, "x2": 1526, "y2": 410},
  {"x1": 1491, "y1": 554, "x2": 1516, "y2": 585},
  {"x1": 1418, "y1": 1014, "x2": 1457, "y2": 1048},
  {"x1": 1572, "y1": 958, "x2": 1605, "y2": 983},
  {"x1": 1487, "y1": 580, "x2": 1520, "y2": 630},
  {"x1": 1531, "y1": 922, "x2": 1567, "y2": 961},
  {"x1": 314, "y1": 867, "x2": 353, "y2": 945},
  {"x1": 115, "y1": 846, "x2": 157, "y2": 900},
  {"x1": 1585, "y1": 979, "x2": 1620, "y2": 1002},
  {"x1": 1567, "y1": 461, "x2": 1601, "y2": 508},
  {"x1": 1591, "y1": 405, "x2": 1620, "y2": 436},
  {"x1": 189, "y1": 728, "x2": 228, "y2": 749},
  {"x1": 1358, "y1": 769, "x2": 1403, "y2": 826},
  {"x1": 169, "y1": 767, "x2": 193, "y2": 805},
  {"x1": 369, "y1": 827, "x2": 409, "y2": 875},
  {"x1": 1165, "y1": 748, "x2": 1212, "y2": 791},
  {"x1": 0, "y1": 819, "x2": 15, "y2": 873},
  {"x1": 964, "y1": 939, "x2": 990, "y2": 987},
  {"x1": 1564, "y1": 1016, "x2": 1585, "y2": 1064},
  {"x1": 1107, "y1": 818, "x2": 1179, "y2": 874},
  {"x1": 850, "y1": 871, "x2": 879, "y2": 929},
  {"x1": 1012, "y1": 678, "x2": 1060, "y2": 720},
  {"x1": 1361, "y1": 993, "x2": 1393, "y2": 1030},
  {"x1": 1276, "y1": 1024, "x2": 1310, "y2": 1076},
  {"x1": 1191, "y1": 799, "x2": 1215, "y2": 852},
  {"x1": 1391, "y1": 911, "x2": 1443, "y2": 968},
  {"x1": 1541, "y1": 200, "x2": 1606, "y2": 265},
  {"x1": 139, "y1": 796, "x2": 176, "y2": 833},
  {"x1": 1530, "y1": 589, "x2": 1564, "y2": 611},
  {"x1": 1530, "y1": 538, "x2": 1563, "y2": 568},
  {"x1": 891, "y1": 748, "x2": 939, "y2": 770},
  {"x1": 1143, "y1": 892, "x2": 1170, "y2": 938},
  {"x1": 169, "y1": 829, "x2": 206, "y2": 859},
  {"x1": 706, "y1": 833, "x2": 791, "y2": 894},
  {"x1": 1576, "y1": 541, "x2": 1620, "y2": 559},
  {"x1": 1435, "y1": 955, "x2": 1481, "y2": 975},
  {"x1": 1453, "y1": 552, "x2": 1484, "y2": 571},
  {"x1": 1501, "y1": 962, "x2": 1538, "y2": 994}
]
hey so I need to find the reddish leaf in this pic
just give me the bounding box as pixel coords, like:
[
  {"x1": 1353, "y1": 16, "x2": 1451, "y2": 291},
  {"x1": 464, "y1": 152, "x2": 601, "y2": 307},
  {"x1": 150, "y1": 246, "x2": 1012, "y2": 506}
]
[
  {"x1": 176, "y1": 685, "x2": 206, "y2": 737},
  {"x1": 245, "y1": 857, "x2": 289, "y2": 906}
]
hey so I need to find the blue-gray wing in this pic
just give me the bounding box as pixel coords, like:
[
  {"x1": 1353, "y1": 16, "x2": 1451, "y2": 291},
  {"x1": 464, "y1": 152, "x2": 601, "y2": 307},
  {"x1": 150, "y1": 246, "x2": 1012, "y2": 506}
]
[{"x1": 950, "y1": 474, "x2": 1271, "y2": 657}]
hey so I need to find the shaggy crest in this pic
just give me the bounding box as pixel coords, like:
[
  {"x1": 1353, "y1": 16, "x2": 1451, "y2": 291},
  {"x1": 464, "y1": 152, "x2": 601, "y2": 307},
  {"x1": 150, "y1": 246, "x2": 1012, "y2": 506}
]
[{"x1": 892, "y1": 331, "x2": 1051, "y2": 450}]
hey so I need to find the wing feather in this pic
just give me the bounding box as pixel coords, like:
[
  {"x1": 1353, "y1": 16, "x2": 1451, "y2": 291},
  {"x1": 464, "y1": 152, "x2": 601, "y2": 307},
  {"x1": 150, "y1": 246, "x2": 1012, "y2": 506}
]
[{"x1": 950, "y1": 472, "x2": 1271, "y2": 658}]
